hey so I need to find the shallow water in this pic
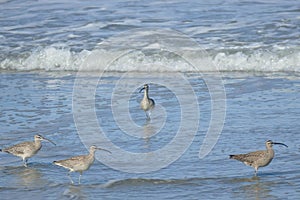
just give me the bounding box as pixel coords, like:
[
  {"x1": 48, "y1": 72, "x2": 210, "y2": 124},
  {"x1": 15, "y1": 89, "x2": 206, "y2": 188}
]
[
  {"x1": 0, "y1": 71, "x2": 299, "y2": 199},
  {"x1": 1, "y1": 0, "x2": 299, "y2": 199}
]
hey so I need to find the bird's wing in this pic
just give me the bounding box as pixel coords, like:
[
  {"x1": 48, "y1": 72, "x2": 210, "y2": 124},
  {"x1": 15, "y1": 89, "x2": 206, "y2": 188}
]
[
  {"x1": 54, "y1": 155, "x2": 87, "y2": 169},
  {"x1": 3, "y1": 141, "x2": 32, "y2": 154},
  {"x1": 231, "y1": 150, "x2": 265, "y2": 166}
]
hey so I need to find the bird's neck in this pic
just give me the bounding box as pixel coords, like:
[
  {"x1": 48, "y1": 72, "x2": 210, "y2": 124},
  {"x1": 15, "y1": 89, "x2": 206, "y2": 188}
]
[
  {"x1": 266, "y1": 148, "x2": 274, "y2": 156},
  {"x1": 34, "y1": 140, "x2": 42, "y2": 149},
  {"x1": 89, "y1": 150, "x2": 96, "y2": 158},
  {"x1": 88, "y1": 151, "x2": 96, "y2": 163},
  {"x1": 144, "y1": 89, "x2": 149, "y2": 99}
]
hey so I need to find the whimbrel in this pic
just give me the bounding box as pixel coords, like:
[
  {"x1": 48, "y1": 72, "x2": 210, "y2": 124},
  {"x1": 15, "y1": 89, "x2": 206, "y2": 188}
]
[
  {"x1": 229, "y1": 140, "x2": 288, "y2": 175},
  {"x1": 53, "y1": 145, "x2": 111, "y2": 184},
  {"x1": 0, "y1": 134, "x2": 56, "y2": 167},
  {"x1": 139, "y1": 84, "x2": 155, "y2": 119}
]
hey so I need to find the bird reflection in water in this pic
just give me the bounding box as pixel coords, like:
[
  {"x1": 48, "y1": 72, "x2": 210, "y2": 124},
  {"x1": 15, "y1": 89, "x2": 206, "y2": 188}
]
[
  {"x1": 3, "y1": 166, "x2": 47, "y2": 187},
  {"x1": 231, "y1": 176, "x2": 276, "y2": 200},
  {"x1": 63, "y1": 184, "x2": 87, "y2": 200}
]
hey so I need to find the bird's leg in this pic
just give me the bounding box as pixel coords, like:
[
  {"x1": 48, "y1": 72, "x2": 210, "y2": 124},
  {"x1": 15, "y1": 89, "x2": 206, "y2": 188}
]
[
  {"x1": 67, "y1": 172, "x2": 74, "y2": 184},
  {"x1": 254, "y1": 168, "x2": 258, "y2": 176},
  {"x1": 78, "y1": 172, "x2": 82, "y2": 185},
  {"x1": 146, "y1": 112, "x2": 151, "y2": 120},
  {"x1": 23, "y1": 158, "x2": 28, "y2": 167}
]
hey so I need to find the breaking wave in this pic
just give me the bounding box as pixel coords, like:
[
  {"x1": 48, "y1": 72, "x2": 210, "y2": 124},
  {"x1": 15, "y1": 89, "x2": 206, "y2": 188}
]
[{"x1": 1, "y1": 45, "x2": 299, "y2": 72}]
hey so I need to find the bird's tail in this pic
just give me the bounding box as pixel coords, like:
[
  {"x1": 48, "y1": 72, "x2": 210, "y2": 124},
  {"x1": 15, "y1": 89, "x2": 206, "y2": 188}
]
[
  {"x1": 53, "y1": 160, "x2": 63, "y2": 167},
  {"x1": 229, "y1": 155, "x2": 235, "y2": 159}
]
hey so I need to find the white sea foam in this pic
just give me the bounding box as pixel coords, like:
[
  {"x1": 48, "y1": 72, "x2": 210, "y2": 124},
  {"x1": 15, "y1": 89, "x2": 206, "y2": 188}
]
[
  {"x1": 1, "y1": 0, "x2": 299, "y2": 73},
  {"x1": 213, "y1": 49, "x2": 300, "y2": 72},
  {"x1": 0, "y1": 46, "x2": 299, "y2": 72}
]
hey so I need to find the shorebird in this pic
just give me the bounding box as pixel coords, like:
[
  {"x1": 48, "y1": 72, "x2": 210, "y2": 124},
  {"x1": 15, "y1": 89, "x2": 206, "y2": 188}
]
[
  {"x1": 139, "y1": 84, "x2": 155, "y2": 120},
  {"x1": 53, "y1": 145, "x2": 111, "y2": 184},
  {"x1": 0, "y1": 134, "x2": 56, "y2": 167},
  {"x1": 229, "y1": 140, "x2": 288, "y2": 176}
]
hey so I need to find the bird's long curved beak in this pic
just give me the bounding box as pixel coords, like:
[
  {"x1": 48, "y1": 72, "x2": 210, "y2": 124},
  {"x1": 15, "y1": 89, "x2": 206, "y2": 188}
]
[
  {"x1": 43, "y1": 137, "x2": 56, "y2": 146},
  {"x1": 96, "y1": 147, "x2": 112, "y2": 154},
  {"x1": 139, "y1": 87, "x2": 145, "y2": 93},
  {"x1": 273, "y1": 142, "x2": 288, "y2": 148}
]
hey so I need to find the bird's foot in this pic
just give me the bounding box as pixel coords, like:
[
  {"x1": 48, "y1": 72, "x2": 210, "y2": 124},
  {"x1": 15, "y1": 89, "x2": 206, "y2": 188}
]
[
  {"x1": 67, "y1": 173, "x2": 74, "y2": 184},
  {"x1": 23, "y1": 160, "x2": 28, "y2": 167}
]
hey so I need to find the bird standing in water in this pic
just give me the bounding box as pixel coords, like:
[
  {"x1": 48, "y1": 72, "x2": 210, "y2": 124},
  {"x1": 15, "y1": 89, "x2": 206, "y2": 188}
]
[
  {"x1": 229, "y1": 140, "x2": 288, "y2": 176},
  {"x1": 53, "y1": 145, "x2": 111, "y2": 184},
  {"x1": 139, "y1": 84, "x2": 155, "y2": 120},
  {"x1": 0, "y1": 134, "x2": 56, "y2": 167}
]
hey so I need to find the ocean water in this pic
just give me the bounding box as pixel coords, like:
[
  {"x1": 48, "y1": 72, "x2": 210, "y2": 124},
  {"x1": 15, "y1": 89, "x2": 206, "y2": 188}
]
[{"x1": 0, "y1": 0, "x2": 300, "y2": 199}]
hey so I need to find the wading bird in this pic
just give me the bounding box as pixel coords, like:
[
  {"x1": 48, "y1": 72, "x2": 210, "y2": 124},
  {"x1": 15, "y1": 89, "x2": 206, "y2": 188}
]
[
  {"x1": 139, "y1": 84, "x2": 155, "y2": 120},
  {"x1": 0, "y1": 134, "x2": 56, "y2": 167},
  {"x1": 229, "y1": 140, "x2": 288, "y2": 175},
  {"x1": 53, "y1": 145, "x2": 111, "y2": 184}
]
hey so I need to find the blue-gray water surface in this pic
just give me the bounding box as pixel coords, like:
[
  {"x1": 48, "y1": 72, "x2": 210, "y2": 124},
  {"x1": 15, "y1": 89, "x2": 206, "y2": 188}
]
[
  {"x1": 0, "y1": 0, "x2": 300, "y2": 199},
  {"x1": 0, "y1": 72, "x2": 299, "y2": 199}
]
